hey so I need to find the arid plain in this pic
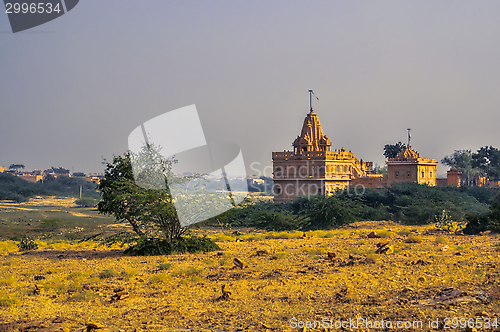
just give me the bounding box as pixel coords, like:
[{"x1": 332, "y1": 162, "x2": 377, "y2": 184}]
[{"x1": 1, "y1": 198, "x2": 500, "y2": 332}]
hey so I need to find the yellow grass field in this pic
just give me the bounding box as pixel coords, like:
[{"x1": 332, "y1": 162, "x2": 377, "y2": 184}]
[{"x1": 1, "y1": 220, "x2": 500, "y2": 331}]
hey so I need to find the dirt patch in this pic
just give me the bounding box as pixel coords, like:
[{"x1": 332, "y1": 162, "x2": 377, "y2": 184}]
[
  {"x1": 0, "y1": 317, "x2": 79, "y2": 332},
  {"x1": 18, "y1": 249, "x2": 124, "y2": 260},
  {"x1": 346, "y1": 220, "x2": 403, "y2": 229}
]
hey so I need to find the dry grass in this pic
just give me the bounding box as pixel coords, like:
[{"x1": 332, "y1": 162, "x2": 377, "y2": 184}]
[{"x1": 0, "y1": 222, "x2": 500, "y2": 331}]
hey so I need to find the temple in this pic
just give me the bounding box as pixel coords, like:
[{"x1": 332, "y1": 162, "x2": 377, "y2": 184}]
[
  {"x1": 272, "y1": 107, "x2": 380, "y2": 202},
  {"x1": 272, "y1": 96, "x2": 446, "y2": 202},
  {"x1": 386, "y1": 146, "x2": 438, "y2": 186}
]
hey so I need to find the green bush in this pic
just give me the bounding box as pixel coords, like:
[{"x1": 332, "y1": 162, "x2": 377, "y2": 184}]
[
  {"x1": 205, "y1": 182, "x2": 493, "y2": 231},
  {"x1": 463, "y1": 213, "x2": 490, "y2": 235},
  {"x1": 463, "y1": 193, "x2": 500, "y2": 234},
  {"x1": 124, "y1": 236, "x2": 220, "y2": 256},
  {"x1": 158, "y1": 263, "x2": 173, "y2": 270},
  {"x1": 405, "y1": 235, "x2": 423, "y2": 243},
  {"x1": 74, "y1": 197, "x2": 98, "y2": 207},
  {"x1": 434, "y1": 210, "x2": 462, "y2": 232},
  {"x1": 98, "y1": 268, "x2": 119, "y2": 278},
  {"x1": 17, "y1": 236, "x2": 38, "y2": 251}
]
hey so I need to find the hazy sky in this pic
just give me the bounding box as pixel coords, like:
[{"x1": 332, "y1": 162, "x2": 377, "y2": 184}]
[{"x1": 1, "y1": 1, "x2": 500, "y2": 177}]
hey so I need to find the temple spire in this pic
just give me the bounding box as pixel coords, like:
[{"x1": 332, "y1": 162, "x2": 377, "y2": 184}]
[{"x1": 293, "y1": 103, "x2": 331, "y2": 153}]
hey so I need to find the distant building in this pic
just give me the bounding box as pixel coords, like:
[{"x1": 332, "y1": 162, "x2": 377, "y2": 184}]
[
  {"x1": 446, "y1": 167, "x2": 462, "y2": 187},
  {"x1": 85, "y1": 175, "x2": 103, "y2": 184},
  {"x1": 386, "y1": 146, "x2": 438, "y2": 186},
  {"x1": 17, "y1": 173, "x2": 43, "y2": 183}
]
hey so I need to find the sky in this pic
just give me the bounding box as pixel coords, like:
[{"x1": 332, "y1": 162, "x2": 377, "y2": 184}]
[{"x1": 1, "y1": 1, "x2": 500, "y2": 177}]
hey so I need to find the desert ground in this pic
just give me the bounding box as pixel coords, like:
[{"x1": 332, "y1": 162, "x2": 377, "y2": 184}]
[{"x1": 1, "y1": 198, "x2": 500, "y2": 331}]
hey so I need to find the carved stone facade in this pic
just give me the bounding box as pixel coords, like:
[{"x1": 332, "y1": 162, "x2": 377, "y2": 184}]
[
  {"x1": 271, "y1": 106, "x2": 450, "y2": 202},
  {"x1": 272, "y1": 109, "x2": 378, "y2": 203},
  {"x1": 386, "y1": 147, "x2": 438, "y2": 186}
]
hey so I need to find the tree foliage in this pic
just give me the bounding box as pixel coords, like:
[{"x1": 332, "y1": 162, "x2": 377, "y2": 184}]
[
  {"x1": 464, "y1": 191, "x2": 500, "y2": 234},
  {"x1": 383, "y1": 142, "x2": 406, "y2": 159},
  {"x1": 8, "y1": 164, "x2": 25, "y2": 171},
  {"x1": 472, "y1": 146, "x2": 500, "y2": 181},
  {"x1": 211, "y1": 183, "x2": 492, "y2": 230},
  {"x1": 441, "y1": 146, "x2": 500, "y2": 182},
  {"x1": 97, "y1": 146, "x2": 188, "y2": 239},
  {"x1": 441, "y1": 150, "x2": 473, "y2": 174}
]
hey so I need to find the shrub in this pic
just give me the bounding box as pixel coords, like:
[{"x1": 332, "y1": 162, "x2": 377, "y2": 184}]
[
  {"x1": 397, "y1": 229, "x2": 411, "y2": 236},
  {"x1": 0, "y1": 297, "x2": 18, "y2": 307},
  {"x1": 405, "y1": 235, "x2": 423, "y2": 243},
  {"x1": 0, "y1": 276, "x2": 15, "y2": 286},
  {"x1": 124, "y1": 236, "x2": 220, "y2": 256},
  {"x1": 435, "y1": 236, "x2": 447, "y2": 244},
  {"x1": 67, "y1": 271, "x2": 85, "y2": 281},
  {"x1": 158, "y1": 263, "x2": 173, "y2": 271},
  {"x1": 74, "y1": 197, "x2": 98, "y2": 207},
  {"x1": 434, "y1": 210, "x2": 462, "y2": 232},
  {"x1": 17, "y1": 236, "x2": 38, "y2": 251},
  {"x1": 150, "y1": 273, "x2": 170, "y2": 284},
  {"x1": 463, "y1": 213, "x2": 490, "y2": 235},
  {"x1": 66, "y1": 290, "x2": 97, "y2": 302},
  {"x1": 172, "y1": 267, "x2": 203, "y2": 277},
  {"x1": 99, "y1": 268, "x2": 119, "y2": 278},
  {"x1": 376, "y1": 230, "x2": 393, "y2": 238},
  {"x1": 122, "y1": 269, "x2": 137, "y2": 279}
]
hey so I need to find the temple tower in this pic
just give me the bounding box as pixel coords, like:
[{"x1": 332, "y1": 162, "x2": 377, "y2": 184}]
[{"x1": 272, "y1": 95, "x2": 373, "y2": 203}]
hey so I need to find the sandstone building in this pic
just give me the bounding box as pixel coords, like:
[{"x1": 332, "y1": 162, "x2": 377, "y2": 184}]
[
  {"x1": 272, "y1": 98, "x2": 446, "y2": 202},
  {"x1": 272, "y1": 108, "x2": 380, "y2": 202},
  {"x1": 386, "y1": 146, "x2": 438, "y2": 186}
]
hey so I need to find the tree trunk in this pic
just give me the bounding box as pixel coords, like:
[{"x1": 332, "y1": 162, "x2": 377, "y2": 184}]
[{"x1": 126, "y1": 217, "x2": 144, "y2": 235}]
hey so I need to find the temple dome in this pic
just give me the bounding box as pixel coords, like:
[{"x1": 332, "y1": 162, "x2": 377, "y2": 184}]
[
  {"x1": 293, "y1": 109, "x2": 332, "y2": 152},
  {"x1": 394, "y1": 147, "x2": 421, "y2": 160}
]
